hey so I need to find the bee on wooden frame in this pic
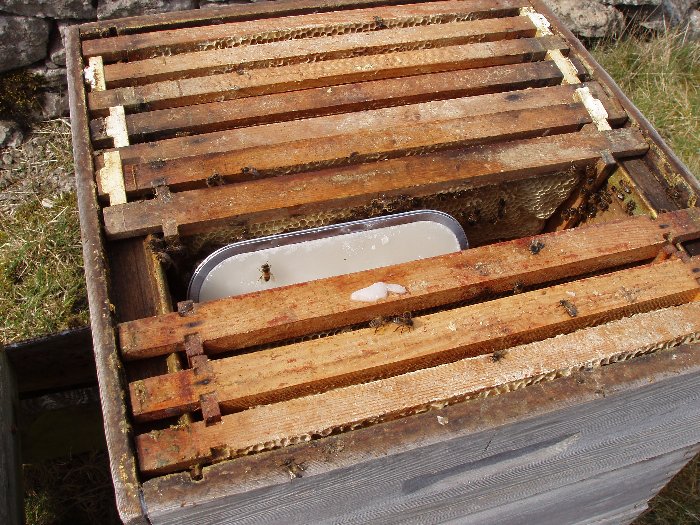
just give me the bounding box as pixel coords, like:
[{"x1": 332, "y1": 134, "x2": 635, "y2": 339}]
[
  {"x1": 282, "y1": 458, "x2": 306, "y2": 480},
  {"x1": 491, "y1": 349, "x2": 508, "y2": 363},
  {"x1": 259, "y1": 262, "x2": 273, "y2": 282},
  {"x1": 369, "y1": 316, "x2": 388, "y2": 333},
  {"x1": 512, "y1": 280, "x2": 525, "y2": 295},
  {"x1": 390, "y1": 312, "x2": 414, "y2": 332}
]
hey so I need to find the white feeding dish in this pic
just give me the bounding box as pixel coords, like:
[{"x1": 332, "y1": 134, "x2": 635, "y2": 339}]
[{"x1": 188, "y1": 210, "x2": 468, "y2": 303}]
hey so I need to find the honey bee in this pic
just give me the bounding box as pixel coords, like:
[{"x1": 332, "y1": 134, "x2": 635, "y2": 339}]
[
  {"x1": 559, "y1": 299, "x2": 578, "y2": 317},
  {"x1": 282, "y1": 458, "x2": 306, "y2": 480},
  {"x1": 259, "y1": 263, "x2": 273, "y2": 282},
  {"x1": 497, "y1": 198, "x2": 507, "y2": 220},
  {"x1": 491, "y1": 349, "x2": 508, "y2": 362},
  {"x1": 529, "y1": 239, "x2": 545, "y2": 255},
  {"x1": 390, "y1": 312, "x2": 414, "y2": 332},
  {"x1": 369, "y1": 316, "x2": 388, "y2": 333},
  {"x1": 373, "y1": 15, "x2": 387, "y2": 29},
  {"x1": 242, "y1": 166, "x2": 260, "y2": 178},
  {"x1": 512, "y1": 280, "x2": 524, "y2": 295}
]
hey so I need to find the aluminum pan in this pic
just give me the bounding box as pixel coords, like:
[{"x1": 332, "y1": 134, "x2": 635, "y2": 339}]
[{"x1": 188, "y1": 210, "x2": 468, "y2": 302}]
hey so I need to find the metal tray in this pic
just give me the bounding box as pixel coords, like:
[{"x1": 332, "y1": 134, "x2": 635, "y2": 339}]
[{"x1": 188, "y1": 210, "x2": 468, "y2": 302}]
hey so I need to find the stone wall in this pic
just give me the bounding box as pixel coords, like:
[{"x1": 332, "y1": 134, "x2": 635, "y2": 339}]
[{"x1": 0, "y1": 0, "x2": 698, "y2": 128}]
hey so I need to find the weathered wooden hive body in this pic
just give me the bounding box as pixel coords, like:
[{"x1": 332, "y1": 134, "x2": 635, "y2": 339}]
[{"x1": 66, "y1": 1, "x2": 700, "y2": 523}]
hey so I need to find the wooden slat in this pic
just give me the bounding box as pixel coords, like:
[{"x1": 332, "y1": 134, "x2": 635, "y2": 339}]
[
  {"x1": 134, "y1": 299, "x2": 700, "y2": 475},
  {"x1": 129, "y1": 258, "x2": 700, "y2": 422},
  {"x1": 103, "y1": 128, "x2": 647, "y2": 239},
  {"x1": 83, "y1": 0, "x2": 529, "y2": 62},
  {"x1": 102, "y1": 81, "x2": 613, "y2": 167},
  {"x1": 104, "y1": 16, "x2": 537, "y2": 87},
  {"x1": 113, "y1": 101, "x2": 591, "y2": 198},
  {"x1": 90, "y1": 61, "x2": 566, "y2": 147},
  {"x1": 4, "y1": 327, "x2": 96, "y2": 394},
  {"x1": 87, "y1": 36, "x2": 569, "y2": 115},
  {"x1": 117, "y1": 208, "x2": 700, "y2": 361},
  {"x1": 0, "y1": 352, "x2": 21, "y2": 525}
]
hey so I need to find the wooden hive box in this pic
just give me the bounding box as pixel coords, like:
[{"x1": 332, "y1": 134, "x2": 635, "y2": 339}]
[{"x1": 66, "y1": 1, "x2": 700, "y2": 523}]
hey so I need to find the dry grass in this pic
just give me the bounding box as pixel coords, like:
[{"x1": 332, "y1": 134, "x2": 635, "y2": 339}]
[
  {"x1": 593, "y1": 30, "x2": 700, "y2": 176},
  {"x1": 23, "y1": 451, "x2": 121, "y2": 525},
  {"x1": 635, "y1": 453, "x2": 700, "y2": 525},
  {"x1": 0, "y1": 119, "x2": 88, "y2": 345}
]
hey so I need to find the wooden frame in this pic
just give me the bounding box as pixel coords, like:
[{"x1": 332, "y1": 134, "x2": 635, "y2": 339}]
[{"x1": 66, "y1": 1, "x2": 700, "y2": 523}]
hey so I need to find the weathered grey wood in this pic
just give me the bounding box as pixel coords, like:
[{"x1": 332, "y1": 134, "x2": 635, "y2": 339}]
[
  {"x1": 466, "y1": 446, "x2": 700, "y2": 525},
  {"x1": 0, "y1": 350, "x2": 22, "y2": 525},
  {"x1": 5, "y1": 327, "x2": 96, "y2": 394},
  {"x1": 66, "y1": 27, "x2": 148, "y2": 525},
  {"x1": 142, "y1": 345, "x2": 700, "y2": 524}
]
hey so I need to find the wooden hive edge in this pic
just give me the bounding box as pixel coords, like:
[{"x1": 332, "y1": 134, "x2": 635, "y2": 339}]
[{"x1": 139, "y1": 341, "x2": 700, "y2": 521}]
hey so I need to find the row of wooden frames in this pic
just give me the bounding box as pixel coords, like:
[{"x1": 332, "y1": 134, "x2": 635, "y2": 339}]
[
  {"x1": 126, "y1": 210, "x2": 700, "y2": 475},
  {"x1": 77, "y1": 0, "x2": 700, "y2": 476},
  {"x1": 84, "y1": 0, "x2": 643, "y2": 241}
]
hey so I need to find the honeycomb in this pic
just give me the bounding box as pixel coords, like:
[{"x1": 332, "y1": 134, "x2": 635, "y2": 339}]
[{"x1": 182, "y1": 168, "x2": 581, "y2": 262}]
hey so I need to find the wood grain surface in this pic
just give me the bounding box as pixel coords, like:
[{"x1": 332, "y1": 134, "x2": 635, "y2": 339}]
[
  {"x1": 87, "y1": 36, "x2": 568, "y2": 115},
  {"x1": 103, "y1": 16, "x2": 536, "y2": 87},
  {"x1": 135, "y1": 301, "x2": 700, "y2": 475},
  {"x1": 83, "y1": 0, "x2": 529, "y2": 62},
  {"x1": 129, "y1": 257, "x2": 700, "y2": 422},
  {"x1": 118, "y1": 208, "x2": 700, "y2": 360}
]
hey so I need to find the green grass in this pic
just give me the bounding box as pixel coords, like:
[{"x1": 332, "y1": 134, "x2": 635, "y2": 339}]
[
  {"x1": 0, "y1": 192, "x2": 88, "y2": 343},
  {"x1": 0, "y1": 120, "x2": 88, "y2": 345},
  {"x1": 635, "y1": 453, "x2": 700, "y2": 525},
  {"x1": 593, "y1": 30, "x2": 700, "y2": 176}
]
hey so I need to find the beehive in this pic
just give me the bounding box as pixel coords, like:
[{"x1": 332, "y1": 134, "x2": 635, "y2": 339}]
[{"x1": 66, "y1": 1, "x2": 700, "y2": 523}]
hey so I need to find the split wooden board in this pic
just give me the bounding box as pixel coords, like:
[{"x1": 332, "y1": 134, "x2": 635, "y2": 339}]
[
  {"x1": 90, "y1": 60, "x2": 568, "y2": 146},
  {"x1": 82, "y1": 0, "x2": 643, "y2": 245},
  {"x1": 83, "y1": 0, "x2": 532, "y2": 62},
  {"x1": 103, "y1": 127, "x2": 643, "y2": 239}
]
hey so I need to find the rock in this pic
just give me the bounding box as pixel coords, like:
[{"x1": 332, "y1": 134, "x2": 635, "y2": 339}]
[
  {"x1": 688, "y1": 9, "x2": 700, "y2": 39},
  {"x1": 603, "y1": 0, "x2": 695, "y2": 28},
  {"x1": 0, "y1": 0, "x2": 96, "y2": 19},
  {"x1": 651, "y1": 0, "x2": 694, "y2": 27},
  {"x1": 49, "y1": 22, "x2": 76, "y2": 67},
  {"x1": 601, "y1": 0, "x2": 660, "y2": 5},
  {"x1": 40, "y1": 91, "x2": 70, "y2": 119},
  {"x1": 28, "y1": 63, "x2": 68, "y2": 90},
  {"x1": 0, "y1": 16, "x2": 50, "y2": 73},
  {"x1": 543, "y1": 0, "x2": 625, "y2": 38},
  {"x1": 97, "y1": 0, "x2": 197, "y2": 20},
  {"x1": 0, "y1": 120, "x2": 23, "y2": 149}
]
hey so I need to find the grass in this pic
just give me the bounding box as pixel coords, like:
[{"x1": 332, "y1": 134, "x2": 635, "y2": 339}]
[
  {"x1": 0, "y1": 120, "x2": 88, "y2": 345},
  {"x1": 23, "y1": 451, "x2": 121, "y2": 525},
  {"x1": 593, "y1": 29, "x2": 700, "y2": 176},
  {"x1": 635, "y1": 454, "x2": 700, "y2": 525}
]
